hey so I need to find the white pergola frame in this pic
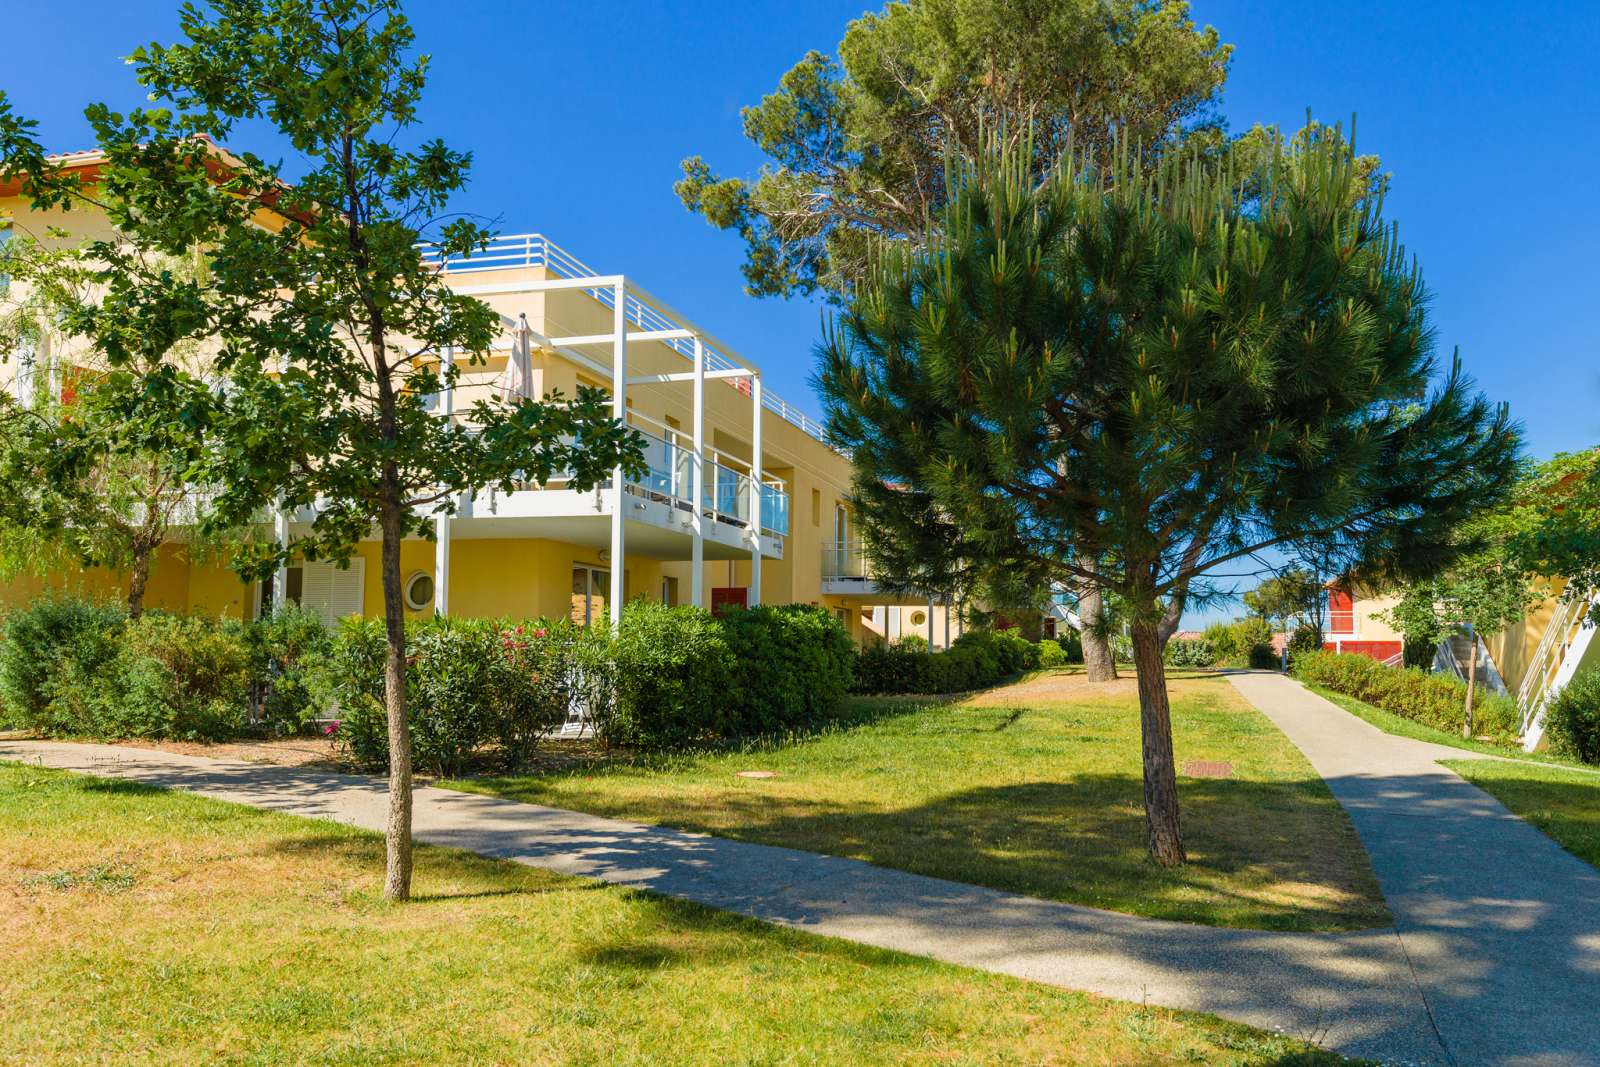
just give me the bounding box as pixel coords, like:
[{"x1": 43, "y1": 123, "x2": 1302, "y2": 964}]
[{"x1": 433, "y1": 273, "x2": 770, "y2": 626}]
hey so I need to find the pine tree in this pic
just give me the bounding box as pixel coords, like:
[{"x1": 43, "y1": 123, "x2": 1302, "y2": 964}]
[{"x1": 818, "y1": 129, "x2": 1521, "y2": 865}]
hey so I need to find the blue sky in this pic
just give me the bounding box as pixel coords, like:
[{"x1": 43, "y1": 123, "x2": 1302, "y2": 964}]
[{"x1": 9, "y1": 0, "x2": 1597, "y2": 621}]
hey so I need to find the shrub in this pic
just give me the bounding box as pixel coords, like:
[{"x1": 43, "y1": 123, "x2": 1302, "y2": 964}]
[
  {"x1": 718, "y1": 605, "x2": 856, "y2": 736},
  {"x1": 1291, "y1": 650, "x2": 1521, "y2": 743},
  {"x1": 1057, "y1": 627, "x2": 1083, "y2": 663},
  {"x1": 1205, "y1": 617, "x2": 1273, "y2": 665},
  {"x1": 893, "y1": 633, "x2": 930, "y2": 652},
  {"x1": 245, "y1": 604, "x2": 333, "y2": 732},
  {"x1": 1247, "y1": 641, "x2": 1279, "y2": 670},
  {"x1": 1037, "y1": 638, "x2": 1067, "y2": 669},
  {"x1": 599, "y1": 601, "x2": 735, "y2": 748},
  {"x1": 1286, "y1": 626, "x2": 1322, "y2": 663},
  {"x1": 0, "y1": 594, "x2": 125, "y2": 733},
  {"x1": 1544, "y1": 668, "x2": 1600, "y2": 764},
  {"x1": 1164, "y1": 639, "x2": 1216, "y2": 668},
  {"x1": 319, "y1": 615, "x2": 577, "y2": 775},
  {"x1": 853, "y1": 627, "x2": 1033, "y2": 695},
  {"x1": 108, "y1": 613, "x2": 255, "y2": 740}
]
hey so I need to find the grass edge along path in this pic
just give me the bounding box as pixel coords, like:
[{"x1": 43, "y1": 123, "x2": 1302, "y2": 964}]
[
  {"x1": 0, "y1": 761, "x2": 1358, "y2": 1066},
  {"x1": 1304, "y1": 683, "x2": 1595, "y2": 769},
  {"x1": 449, "y1": 669, "x2": 1389, "y2": 933},
  {"x1": 1443, "y1": 757, "x2": 1600, "y2": 872}
]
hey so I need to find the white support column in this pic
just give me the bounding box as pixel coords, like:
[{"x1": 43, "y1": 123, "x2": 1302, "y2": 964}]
[
  {"x1": 434, "y1": 344, "x2": 454, "y2": 617},
  {"x1": 749, "y1": 374, "x2": 763, "y2": 607},
  {"x1": 944, "y1": 596, "x2": 951, "y2": 650},
  {"x1": 271, "y1": 504, "x2": 290, "y2": 617},
  {"x1": 690, "y1": 337, "x2": 705, "y2": 610},
  {"x1": 928, "y1": 594, "x2": 935, "y2": 648},
  {"x1": 609, "y1": 282, "x2": 628, "y2": 627}
]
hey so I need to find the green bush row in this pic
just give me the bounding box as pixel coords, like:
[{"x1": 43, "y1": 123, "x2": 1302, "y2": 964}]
[
  {"x1": 852, "y1": 629, "x2": 1042, "y2": 695},
  {"x1": 1290, "y1": 649, "x2": 1521, "y2": 743},
  {"x1": 0, "y1": 595, "x2": 326, "y2": 741},
  {"x1": 0, "y1": 595, "x2": 859, "y2": 767}
]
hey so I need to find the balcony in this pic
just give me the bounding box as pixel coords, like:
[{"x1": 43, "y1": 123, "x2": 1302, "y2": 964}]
[{"x1": 449, "y1": 410, "x2": 787, "y2": 561}]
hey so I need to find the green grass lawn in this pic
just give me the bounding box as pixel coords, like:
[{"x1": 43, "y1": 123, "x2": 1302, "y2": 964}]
[
  {"x1": 1444, "y1": 758, "x2": 1600, "y2": 870},
  {"x1": 0, "y1": 762, "x2": 1356, "y2": 1066},
  {"x1": 448, "y1": 669, "x2": 1388, "y2": 932},
  {"x1": 1306, "y1": 683, "x2": 1594, "y2": 768}
]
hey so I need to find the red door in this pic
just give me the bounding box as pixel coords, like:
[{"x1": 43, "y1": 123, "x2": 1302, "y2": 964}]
[{"x1": 711, "y1": 587, "x2": 748, "y2": 616}]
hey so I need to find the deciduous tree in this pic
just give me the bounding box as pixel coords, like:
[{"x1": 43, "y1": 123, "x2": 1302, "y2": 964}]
[{"x1": 0, "y1": 1, "x2": 641, "y2": 899}]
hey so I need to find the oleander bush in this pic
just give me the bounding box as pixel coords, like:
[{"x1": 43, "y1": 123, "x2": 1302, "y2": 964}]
[
  {"x1": 1205, "y1": 617, "x2": 1273, "y2": 666},
  {"x1": 244, "y1": 604, "x2": 333, "y2": 732},
  {"x1": 317, "y1": 614, "x2": 587, "y2": 775},
  {"x1": 1544, "y1": 667, "x2": 1600, "y2": 764},
  {"x1": 1291, "y1": 649, "x2": 1521, "y2": 742}
]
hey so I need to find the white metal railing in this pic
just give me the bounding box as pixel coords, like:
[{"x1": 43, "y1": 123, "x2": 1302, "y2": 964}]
[
  {"x1": 420, "y1": 233, "x2": 831, "y2": 443},
  {"x1": 1518, "y1": 589, "x2": 1599, "y2": 736}
]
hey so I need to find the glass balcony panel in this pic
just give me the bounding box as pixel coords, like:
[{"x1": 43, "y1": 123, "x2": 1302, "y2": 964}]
[{"x1": 760, "y1": 484, "x2": 789, "y2": 536}]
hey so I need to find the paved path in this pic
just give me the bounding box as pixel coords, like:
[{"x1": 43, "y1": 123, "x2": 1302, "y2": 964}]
[
  {"x1": 1227, "y1": 672, "x2": 1600, "y2": 1067},
  {"x1": 3, "y1": 674, "x2": 1597, "y2": 1065}
]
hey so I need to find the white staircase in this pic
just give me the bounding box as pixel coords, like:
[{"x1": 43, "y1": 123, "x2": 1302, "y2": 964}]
[
  {"x1": 1433, "y1": 632, "x2": 1508, "y2": 695},
  {"x1": 1517, "y1": 589, "x2": 1600, "y2": 751}
]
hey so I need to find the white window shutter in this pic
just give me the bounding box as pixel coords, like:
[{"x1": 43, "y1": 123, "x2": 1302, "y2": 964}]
[
  {"x1": 329, "y1": 558, "x2": 365, "y2": 621},
  {"x1": 299, "y1": 562, "x2": 336, "y2": 626}
]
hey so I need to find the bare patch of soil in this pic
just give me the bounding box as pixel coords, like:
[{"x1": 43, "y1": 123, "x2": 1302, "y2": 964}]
[
  {"x1": 115, "y1": 736, "x2": 343, "y2": 769},
  {"x1": 965, "y1": 668, "x2": 1229, "y2": 707}
]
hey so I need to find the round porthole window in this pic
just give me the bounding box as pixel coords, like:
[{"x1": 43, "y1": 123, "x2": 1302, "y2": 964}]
[
  {"x1": 910, "y1": 610, "x2": 927, "y2": 626},
  {"x1": 404, "y1": 571, "x2": 435, "y2": 612}
]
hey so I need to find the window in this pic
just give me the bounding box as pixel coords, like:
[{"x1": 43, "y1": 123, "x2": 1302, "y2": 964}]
[
  {"x1": 811, "y1": 488, "x2": 821, "y2": 526},
  {"x1": 404, "y1": 571, "x2": 435, "y2": 612},
  {"x1": 660, "y1": 575, "x2": 679, "y2": 606},
  {"x1": 571, "y1": 565, "x2": 610, "y2": 626},
  {"x1": 910, "y1": 610, "x2": 927, "y2": 627},
  {"x1": 256, "y1": 560, "x2": 364, "y2": 625},
  {"x1": 834, "y1": 504, "x2": 849, "y2": 544}
]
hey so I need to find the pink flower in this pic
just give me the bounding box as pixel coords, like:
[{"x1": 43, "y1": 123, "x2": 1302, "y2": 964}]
[
  {"x1": 533, "y1": 628, "x2": 548, "y2": 639},
  {"x1": 324, "y1": 720, "x2": 341, "y2": 736}
]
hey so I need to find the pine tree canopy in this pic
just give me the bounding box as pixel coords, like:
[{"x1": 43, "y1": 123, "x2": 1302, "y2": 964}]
[{"x1": 818, "y1": 128, "x2": 1523, "y2": 636}]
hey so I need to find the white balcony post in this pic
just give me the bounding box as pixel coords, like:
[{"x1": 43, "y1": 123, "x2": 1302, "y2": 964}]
[
  {"x1": 609, "y1": 281, "x2": 628, "y2": 627},
  {"x1": 749, "y1": 374, "x2": 763, "y2": 607},
  {"x1": 690, "y1": 337, "x2": 705, "y2": 609},
  {"x1": 928, "y1": 594, "x2": 935, "y2": 648},
  {"x1": 434, "y1": 344, "x2": 454, "y2": 616},
  {"x1": 271, "y1": 504, "x2": 290, "y2": 616}
]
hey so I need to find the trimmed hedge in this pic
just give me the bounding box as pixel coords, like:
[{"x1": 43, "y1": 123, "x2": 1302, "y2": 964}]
[
  {"x1": 1544, "y1": 668, "x2": 1600, "y2": 765},
  {"x1": 853, "y1": 628, "x2": 1039, "y2": 695},
  {"x1": 1037, "y1": 638, "x2": 1068, "y2": 668},
  {"x1": 1291, "y1": 649, "x2": 1521, "y2": 743}
]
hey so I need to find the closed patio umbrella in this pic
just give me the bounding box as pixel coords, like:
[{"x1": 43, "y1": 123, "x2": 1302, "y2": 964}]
[{"x1": 495, "y1": 313, "x2": 535, "y2": 402}]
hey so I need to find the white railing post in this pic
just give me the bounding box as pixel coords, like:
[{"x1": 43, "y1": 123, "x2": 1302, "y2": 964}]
[
  {"x1": 691, "y1": 337, "x2": 705, "y2": 610},
  {"x1": 749, "y1": 374, "x2": 763, "y2": 607},
  {"x1": 610, "y1": 281, "x2": 628, "y2": 627},
  {"x1": 271, "y1": 504, "x2": 290, "y2": 616}
]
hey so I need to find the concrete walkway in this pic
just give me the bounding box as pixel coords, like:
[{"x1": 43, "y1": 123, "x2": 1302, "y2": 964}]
[
  {"x1": 3, "y1": 674, "x2": 1597, "y2": 1065},
  {"x1": 1226, "y1": 672, "x2": 1600, "y2": 1067}
]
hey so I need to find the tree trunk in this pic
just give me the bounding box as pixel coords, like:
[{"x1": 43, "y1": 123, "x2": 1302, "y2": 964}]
[
  {"x1": 379, "y1": 496, "x2": 414, "y2": 901},
  {"x1": 1462, "y1": 632, "x2": 1477, "y2": 739},
  {"x1": 1080, "y1": 581, "x2": 1117, "y2": 682},
  {"x1": 1130, "y1": 619, "x2": 1185, "y2": 867},
  {"x1": 126, "y1": 544, "x2": 153, "y2": 619}
]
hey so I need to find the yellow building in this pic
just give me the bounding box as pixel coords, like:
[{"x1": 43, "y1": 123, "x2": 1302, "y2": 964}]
[{"x1": 1, "y1": 151, "x2": 956, "y2": 641}]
